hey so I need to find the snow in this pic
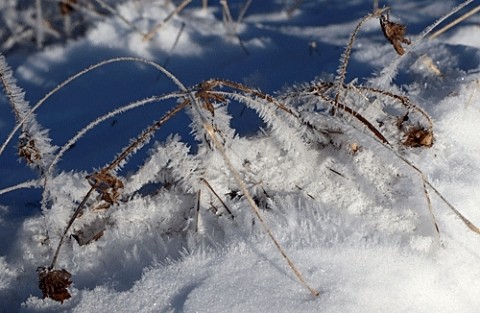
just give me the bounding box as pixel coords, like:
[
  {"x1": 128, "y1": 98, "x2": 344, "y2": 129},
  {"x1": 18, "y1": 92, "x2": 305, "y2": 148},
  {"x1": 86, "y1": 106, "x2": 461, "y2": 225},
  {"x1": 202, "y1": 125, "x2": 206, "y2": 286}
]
[{"x1": 1, "y1": 0, "x2": 480, "y2": 312}]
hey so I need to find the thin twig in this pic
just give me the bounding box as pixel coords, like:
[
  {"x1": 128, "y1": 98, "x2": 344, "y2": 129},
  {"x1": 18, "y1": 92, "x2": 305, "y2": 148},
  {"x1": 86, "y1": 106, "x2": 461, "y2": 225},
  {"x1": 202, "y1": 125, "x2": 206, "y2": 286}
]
[
  {"x1": 430, "y1": 5, "x2": 480, "y2": 41},
  {"x1": 143, "y1": 0, "x2": 192, "y2": 41},
  {"x1": 0, "y1": 180, "x2": 40, "y2": 196},
  {"x1": 164, "y1": 22, "x2": 186, "y2": 67},
  {"x1": 106, "y1": 99, "x2": 189, "y2": 171},
  {"x1": 421, "y1": 175, "x2": 441, "y2": 242},
  {"x1": 50, "y1": 187, "x2": 95, "y2": 269},
  {"x1": 237, "y1": 0, "x2": 253, "y2": 24},
  {"x1": 92, "y1": 0, "x2": 146, "y2": 36},
  {"x1": 202, "y1": 122, "x2": 320, "y2": 296},
  {"x1": 334, "y1": 7, "x2": 389, "y2": 106},
  {"x1": 201, "y1": 177, "x2": 235, "y2": 219}
]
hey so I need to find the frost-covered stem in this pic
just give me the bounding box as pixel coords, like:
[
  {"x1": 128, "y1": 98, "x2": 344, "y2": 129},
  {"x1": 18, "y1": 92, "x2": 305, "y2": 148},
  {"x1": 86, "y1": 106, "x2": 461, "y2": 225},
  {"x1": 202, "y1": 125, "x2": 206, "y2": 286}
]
[
  {"x1": 376, "y1": 0, "x2": 474, "y2": 86},
  {"x1": 0, "y1": 180, "x2": 40, "y2": 196},
  {"x1": 0, "y1": 54, "x2": 55, "y2": 170},
  {"x1": 92, "y1": 0, "x2": 146, "y2": 36},
  {"x1": 202, "y1": 122, "x2": 320, "y2": 297},
  {"x1": 203, "y1": 79, "x2": 300, "y2": 117},
  {"x1": 50, "y1": 187, "x2": 95, "y2": 269},
  {"x1": 106, "y1": 99, "x2": 189, "y2": 171},
  {"x1": 143, "y1": 0, "x2": 192, "y2": 41},
  {"x1": 35, "y1": 0, "x2": 44, "y2": 49},
  {"x1": 429, "y1": 4, "x2": 480, "y2": 41},
  {"x1": 1, "y1": 57, "x2": 187, "y2": 161},
  {"x1": 334, "y1": 7, "x2": 389, "y2": 106},
  {"x1": 380, "y1": 142, "x2": 480, "y2": 235},
  {"x1": 46, "y1": 93, "x2": 183, "y2": 176}
]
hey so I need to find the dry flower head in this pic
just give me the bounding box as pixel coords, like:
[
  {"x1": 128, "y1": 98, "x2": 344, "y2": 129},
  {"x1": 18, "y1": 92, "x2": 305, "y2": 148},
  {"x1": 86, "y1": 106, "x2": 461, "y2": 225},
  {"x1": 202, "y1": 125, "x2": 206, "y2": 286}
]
[{"x1": 38, "y1": 267, "x2": 72, "y2": 303}]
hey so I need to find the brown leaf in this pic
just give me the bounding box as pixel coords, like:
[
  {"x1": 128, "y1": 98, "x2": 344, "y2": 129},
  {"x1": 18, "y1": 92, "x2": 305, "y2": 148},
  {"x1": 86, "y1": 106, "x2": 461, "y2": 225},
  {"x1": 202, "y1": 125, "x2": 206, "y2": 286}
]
[
  {"x1": 380, "y1": 14, "x2": 411, "y2": 55},
  {"x1": 86, "y1": 170, "x2": 124, "y2": 205},
  {"x1": 38, "y1": 267, "x2": 72, "y2": 303},
  {"x1": 403, "y1": 126, "x2": 434, "y2": 147}
]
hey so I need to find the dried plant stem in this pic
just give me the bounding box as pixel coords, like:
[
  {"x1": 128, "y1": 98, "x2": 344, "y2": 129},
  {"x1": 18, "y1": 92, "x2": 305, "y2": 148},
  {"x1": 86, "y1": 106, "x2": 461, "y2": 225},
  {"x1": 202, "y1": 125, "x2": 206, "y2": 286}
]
[
  {"x1": 46, "y1": 93, "x2": 183, "y2": 176},
  {"x1": 2, "y1": 57, "x2": 185, "y2": 161},
  {"x1": 421, "y1": 175, "x2": 441, "y2": 242},
  {"x1": 200, "y1": 178, "x2": 234, "y2": 218},
  {"x1": 35, "y1": 0, "x2": 44, "y2": 48},
  {"x1": 106, "y1": 99, "x2": 189, "y2": 171},
  {"x1": 384, "y1": 145, "x2": 480, "y2": 235},
  {"x1": 92, "y1": 0, "x2": 146, "y2": 36},
  {"x1": 50, "y1": 187, "x2": 95, "y2": 269},
  {"x1": 164, "y1": 22, "x2": 186, "y2": 67},
  {"x1": 377, "y1": 0, "x2": 475, "y2": 85},
  {"x1": 220, "y1": 0, "x2": 235, "y2": 31},
  {"x1": 201, "y1": 79, "x2": 300, "y2": 117},
  {"x1": 195, "y1": 190, "x2": 201, "y2": 232},
  {"x1": 237, "y1": 0, "x2": 253, "y2": 24},
  {"x1": 311, "y1": 87, "x2": 390, "y2": 145},
  {"x1": 143, "y1": 0, "x2": 192, "y2": 41},
  {"x1": 429, "y1": 5, "x2": 480, "y2": 41},
  {"x1": 0, "y1": 180, "x2": 40, "y2": 196},
  {"x1": 202, "y1": 122, "x2": 319, "y2": 296},
  {"x1": 49, "y1": 100, "x2": 188, "y2": 269},
  {"x1": 334, "y1": 7, "x2": 389, "y2": 106}
]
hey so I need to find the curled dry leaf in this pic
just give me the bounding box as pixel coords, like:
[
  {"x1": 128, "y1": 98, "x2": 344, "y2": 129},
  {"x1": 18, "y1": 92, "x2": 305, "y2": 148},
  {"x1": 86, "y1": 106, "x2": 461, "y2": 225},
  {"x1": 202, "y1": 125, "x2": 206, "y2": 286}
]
[
  {"x1": 380, "y1": 14, "x2": 411, "y2": 55},
  {"x1": 403, "y1": 126, "x2": 434, "y2": 147},
  {"x1": 38, "y1": 267, "x2": 72, "y2": 303}
]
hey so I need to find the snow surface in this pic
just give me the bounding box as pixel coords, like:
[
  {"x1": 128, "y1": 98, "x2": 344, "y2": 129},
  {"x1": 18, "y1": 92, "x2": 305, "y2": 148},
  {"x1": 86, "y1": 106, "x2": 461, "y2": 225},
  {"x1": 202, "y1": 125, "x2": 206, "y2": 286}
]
[{"x1": 1, "y1": 0, "x2": 480, "y2": 312}]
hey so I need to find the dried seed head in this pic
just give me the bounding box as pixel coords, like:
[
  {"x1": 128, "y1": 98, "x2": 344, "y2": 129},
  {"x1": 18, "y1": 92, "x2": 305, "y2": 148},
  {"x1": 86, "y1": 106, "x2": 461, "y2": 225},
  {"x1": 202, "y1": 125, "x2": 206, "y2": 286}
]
[
  {"x1": 18, "y1": 132, "x2": 41, "y2": 165},
  {"x1": 38, "y1": 267, "x2": 72, "y2": 303},
  {"x1": 380, "y1": 14, "x2": 411, "y2": 55}
]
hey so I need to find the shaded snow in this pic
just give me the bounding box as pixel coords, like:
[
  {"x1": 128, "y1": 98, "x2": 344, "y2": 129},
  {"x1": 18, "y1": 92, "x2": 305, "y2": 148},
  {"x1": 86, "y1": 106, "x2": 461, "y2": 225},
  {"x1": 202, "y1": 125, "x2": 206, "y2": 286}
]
[{"x1": 1, "y1": 0, "x2": 480, "y2": 312}]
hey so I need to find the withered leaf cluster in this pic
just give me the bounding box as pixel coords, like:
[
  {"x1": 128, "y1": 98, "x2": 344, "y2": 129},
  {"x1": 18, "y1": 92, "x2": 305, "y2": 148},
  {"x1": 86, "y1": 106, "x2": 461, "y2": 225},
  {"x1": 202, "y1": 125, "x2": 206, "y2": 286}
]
[
  {"x1": 38, "y1": 267, "x2": 72, "y2": 303},
  {"x1": 380, "y1": 14, "x2": 411, "y2": 55},
  {"x1": 18, "y1": 134, "x2": 41, "y2": 165}
]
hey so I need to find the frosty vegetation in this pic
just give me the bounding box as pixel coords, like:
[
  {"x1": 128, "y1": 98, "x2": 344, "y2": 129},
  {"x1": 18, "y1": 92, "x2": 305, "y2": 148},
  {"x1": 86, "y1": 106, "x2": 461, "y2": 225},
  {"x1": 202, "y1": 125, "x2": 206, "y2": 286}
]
[{"x1": 1, "y1": 0, "x2": 480, "y2": 312}]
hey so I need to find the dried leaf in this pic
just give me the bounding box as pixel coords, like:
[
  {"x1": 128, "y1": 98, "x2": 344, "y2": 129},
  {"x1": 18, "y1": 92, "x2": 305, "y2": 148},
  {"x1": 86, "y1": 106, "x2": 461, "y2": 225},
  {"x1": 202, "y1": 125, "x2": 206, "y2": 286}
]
[
  {"x1": 404, "y1": 126, "x2": 434, "y2": 147},
  {"x1": 86, "y1": 170, "x2": 124, "y2": 205},
  {"x1": 38, "y1": 267, "x2": 72, "y2": 303},
  {"x1": 380, "y1": 14, "x2": 411, "y2": 55}
]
